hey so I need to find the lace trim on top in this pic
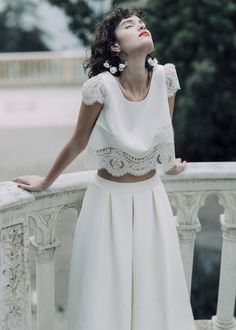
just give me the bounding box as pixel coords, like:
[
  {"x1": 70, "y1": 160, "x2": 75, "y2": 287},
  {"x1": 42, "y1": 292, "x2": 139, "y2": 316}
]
[
  {"x1": 163, "y1": 63, "x2": 181, "y2": 97},
  {"x1": 81, "y1": 75, "x2": 106, "y2": 105},
  {"x1": 84, "y1": 122, "x2": 176, "y2": 176},
  {"x1": 85, "y1": 143, "x2": 176, "y2": 176}
]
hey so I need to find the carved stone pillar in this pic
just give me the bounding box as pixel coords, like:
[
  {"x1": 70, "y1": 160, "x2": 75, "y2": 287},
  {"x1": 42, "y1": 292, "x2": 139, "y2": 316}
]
[
  {"x1": 0, "y1": 207, "x2": 32, "y2": 330},
  {"x1": 168, "y1": 191, "x2": 202, "y2": 295},
  {"x1": 29, "y1": 207, "x2": 62, "y2": 330},
  {"x1": 212, "y1": 192, "x2": 236, "y2": 330}
]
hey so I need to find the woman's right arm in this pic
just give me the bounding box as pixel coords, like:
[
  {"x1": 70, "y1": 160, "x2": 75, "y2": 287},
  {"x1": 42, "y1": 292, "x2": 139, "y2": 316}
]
[{"x1": 13, "y1": 100, "x2": 103, "y2": 192}]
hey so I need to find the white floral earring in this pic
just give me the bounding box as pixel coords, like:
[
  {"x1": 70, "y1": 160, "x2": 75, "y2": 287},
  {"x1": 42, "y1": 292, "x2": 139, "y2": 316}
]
[
  {"x1": 103, "y1": 53, "x2": 127, "y2": 75},
  {"x1": 146, "y1": 57, "x2": 159, "y2": 68},
  {"x1": 147, "y1": 57, "x2": 158, "y2": 67}
]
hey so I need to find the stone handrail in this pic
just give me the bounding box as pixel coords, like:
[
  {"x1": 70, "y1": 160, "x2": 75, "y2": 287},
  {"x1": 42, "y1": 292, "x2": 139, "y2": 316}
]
[
  {"x1": 0, "y1": 50, "x2": 87, "y2": 87},
  {"x1": 0, "y1": 162, "x2": 236, "y2": 330}
]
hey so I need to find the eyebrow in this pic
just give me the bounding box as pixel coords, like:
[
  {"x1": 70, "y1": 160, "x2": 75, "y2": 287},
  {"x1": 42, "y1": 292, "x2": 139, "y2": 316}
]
[{"x1": 120, "y1": 18, "x2": 143, "y2": 27}]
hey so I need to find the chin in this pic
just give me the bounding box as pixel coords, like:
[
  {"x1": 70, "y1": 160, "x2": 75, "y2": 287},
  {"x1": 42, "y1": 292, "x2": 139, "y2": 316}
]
[
  {"x1": 127, "y1": 42, "x2": 154, "y2": 55},
  {"x1": 144, "y1": 43, "x2": 154, "y2": 54},
  {"x1": 141, "y1": 39, "x2": 154, "y2": 51}
]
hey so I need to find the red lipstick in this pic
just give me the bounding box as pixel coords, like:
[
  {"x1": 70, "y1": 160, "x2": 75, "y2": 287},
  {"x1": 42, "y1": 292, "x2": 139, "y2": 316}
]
[{"x1": 139, "y1": 30, "x2": 150, "y2": 37}]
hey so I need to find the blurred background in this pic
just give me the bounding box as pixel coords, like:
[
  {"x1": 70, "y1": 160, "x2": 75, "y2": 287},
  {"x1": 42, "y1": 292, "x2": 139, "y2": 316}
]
[{"x1": 0, "y1": 0, "x2": 235, "y2": 328}]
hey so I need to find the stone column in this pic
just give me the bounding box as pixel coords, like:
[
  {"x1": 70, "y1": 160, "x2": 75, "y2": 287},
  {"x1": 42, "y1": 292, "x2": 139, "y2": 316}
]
[
  {"x1": 212, "y1": 193, "x2": 236, "y2": 330},
  {"x1": 168, "y1": 191, "x2": 202, "y2": 295},
  {"x1": 29, "y1": 207, "x2": 62, "y2": 330}
]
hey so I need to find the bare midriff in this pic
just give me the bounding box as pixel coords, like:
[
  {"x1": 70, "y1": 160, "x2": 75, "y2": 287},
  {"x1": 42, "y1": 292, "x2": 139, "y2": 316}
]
[{"x1": 97, "y1": 168, "x2": 156, "y2": 182}]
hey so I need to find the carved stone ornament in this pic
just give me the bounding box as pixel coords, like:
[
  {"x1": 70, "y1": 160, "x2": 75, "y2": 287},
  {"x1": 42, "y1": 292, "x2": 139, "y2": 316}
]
[
  {"x1": 1, "y1": 222, "x2": 31, "y2": 330},
  {"x1": 168, "y1": 191, "x2": 203, "y2": 225}
]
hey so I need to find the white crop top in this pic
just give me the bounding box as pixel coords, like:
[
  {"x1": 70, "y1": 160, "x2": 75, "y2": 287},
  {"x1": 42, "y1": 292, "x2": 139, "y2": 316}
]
[{"x1": 81, "y1": 63, "x2": 181, "y2": 176}]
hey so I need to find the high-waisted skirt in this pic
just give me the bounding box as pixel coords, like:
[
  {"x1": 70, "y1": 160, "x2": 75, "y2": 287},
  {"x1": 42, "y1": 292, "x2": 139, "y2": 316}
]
[{"x1": 66, "y1": 171, "x2": 196, "y2": 330}]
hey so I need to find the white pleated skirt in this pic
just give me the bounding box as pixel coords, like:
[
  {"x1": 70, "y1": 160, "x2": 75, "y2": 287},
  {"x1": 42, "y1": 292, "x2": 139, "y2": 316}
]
[{"x1": 66, "y1": 171, "x2": 196, "y2": 330}]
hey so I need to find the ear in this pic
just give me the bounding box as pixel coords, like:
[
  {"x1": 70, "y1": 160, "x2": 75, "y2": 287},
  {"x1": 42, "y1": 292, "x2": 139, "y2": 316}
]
[{"x1": 111, "y1": 42, "x2": 120, "y2": 53}]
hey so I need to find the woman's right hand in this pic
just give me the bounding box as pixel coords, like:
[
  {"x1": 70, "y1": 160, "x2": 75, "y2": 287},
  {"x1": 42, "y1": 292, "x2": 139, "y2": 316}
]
[
  {"x1": 12, "y1": 175, "x2": 49, "y2": 192},
  {"x1": 165, "y1": 158, "x2": 187, "y2": 175}
]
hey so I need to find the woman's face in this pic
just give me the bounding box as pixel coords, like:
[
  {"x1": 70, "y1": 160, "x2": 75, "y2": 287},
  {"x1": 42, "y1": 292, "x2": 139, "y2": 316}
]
[{"x1": 113, "y1": 15, "x2": 154, "y2": 56}]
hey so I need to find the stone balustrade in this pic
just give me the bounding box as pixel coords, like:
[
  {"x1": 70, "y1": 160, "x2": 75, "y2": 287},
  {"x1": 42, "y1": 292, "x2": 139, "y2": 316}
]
[
  {"x1": 0, "y1": 162, "x2": 236, "y2": 330},
  {"x1": 0, "y1": 50, "x2": 87, "y2": 87}
]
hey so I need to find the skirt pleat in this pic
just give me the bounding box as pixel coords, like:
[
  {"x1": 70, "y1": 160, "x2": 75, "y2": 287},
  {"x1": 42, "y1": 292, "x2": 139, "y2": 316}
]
[{"x1": 67, "y1": 172, "x2": 196, "y2": 330}]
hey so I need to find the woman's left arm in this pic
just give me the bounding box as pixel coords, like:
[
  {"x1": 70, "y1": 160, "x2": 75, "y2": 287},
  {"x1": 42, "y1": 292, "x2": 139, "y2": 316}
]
[{"x1": 168, "y1": 94, "x2": 176, "y2": 120}]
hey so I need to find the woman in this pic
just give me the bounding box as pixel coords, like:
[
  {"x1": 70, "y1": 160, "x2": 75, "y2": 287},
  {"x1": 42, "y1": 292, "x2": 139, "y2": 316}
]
[{"x1": 13, "y1": 6, "x2": 196, "y2": 330}]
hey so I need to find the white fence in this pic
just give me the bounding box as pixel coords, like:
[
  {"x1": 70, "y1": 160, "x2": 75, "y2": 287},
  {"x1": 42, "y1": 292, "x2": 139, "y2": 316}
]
[{"x1": 0, "y1": 162, "x2": 236, "y2": 330}]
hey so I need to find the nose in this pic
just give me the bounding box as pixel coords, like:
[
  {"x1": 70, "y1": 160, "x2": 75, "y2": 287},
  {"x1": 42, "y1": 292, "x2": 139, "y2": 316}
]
[{"x1": 138, "y1": 22, "x2": 146, "y2": 30}]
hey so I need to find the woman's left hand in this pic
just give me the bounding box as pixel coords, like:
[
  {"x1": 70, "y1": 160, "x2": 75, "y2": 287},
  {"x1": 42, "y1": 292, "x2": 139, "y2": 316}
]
[{"x1": 165, "y1": 158, "x2": 187, "y2": 175}]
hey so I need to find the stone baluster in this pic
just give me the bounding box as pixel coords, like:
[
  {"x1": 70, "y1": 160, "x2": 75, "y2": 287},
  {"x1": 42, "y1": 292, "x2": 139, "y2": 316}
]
[
  {"x1": 212, "y1": 192, "x2": 236, "y2": 330},
  {"x1": 168, "y1": 191, "x2": 202, "y2": 295},
  {"x1": 29, "y1": 206, "x2": 63, "y2": 330}
]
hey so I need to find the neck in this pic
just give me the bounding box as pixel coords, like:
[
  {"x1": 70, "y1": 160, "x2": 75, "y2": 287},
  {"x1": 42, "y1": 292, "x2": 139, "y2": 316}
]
[{"x1": 118, "y1": 55, "x2": 151, "y2": 94}]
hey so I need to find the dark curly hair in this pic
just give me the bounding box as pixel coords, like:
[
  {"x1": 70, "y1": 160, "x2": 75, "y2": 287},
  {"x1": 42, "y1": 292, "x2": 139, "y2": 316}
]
[{"x1": 83, "y1": 6, "x2": 157, "y2": 78}]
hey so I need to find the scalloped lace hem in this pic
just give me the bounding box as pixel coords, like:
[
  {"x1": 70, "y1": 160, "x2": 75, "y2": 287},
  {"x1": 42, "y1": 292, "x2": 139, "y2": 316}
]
[{"x1": 84, "y1": 143, "x2": 176, "y2": 177}]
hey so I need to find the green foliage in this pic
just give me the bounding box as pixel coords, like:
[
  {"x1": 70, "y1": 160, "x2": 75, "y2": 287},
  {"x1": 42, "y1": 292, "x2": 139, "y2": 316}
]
[
  {"x1": 0, "y1": 1, "x2": 49, "y2": 52},
  {"x1": 145, "y1": 0, "x2": 236, "y2": 161}
]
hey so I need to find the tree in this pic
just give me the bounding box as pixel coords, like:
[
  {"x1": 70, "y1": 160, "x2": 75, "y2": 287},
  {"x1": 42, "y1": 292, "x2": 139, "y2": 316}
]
[
  {"x1": 0, "y1": 0, "x2": 49, "y2": 52},
  {"x1": 48, "y1": 0, "x2": 127, "y2": 46},
  {"x1": 146, "y1": 0, "x2": 236, "y2": 161}
]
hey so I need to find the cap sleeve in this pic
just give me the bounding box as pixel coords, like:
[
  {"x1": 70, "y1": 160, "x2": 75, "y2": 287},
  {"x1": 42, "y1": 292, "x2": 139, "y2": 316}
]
[
  {"x1": 81, "y1": 74, "x2": 106, "y2": 105},
  {"x1": 163, "y1": 63, "x2": 181, "y2": 97}
]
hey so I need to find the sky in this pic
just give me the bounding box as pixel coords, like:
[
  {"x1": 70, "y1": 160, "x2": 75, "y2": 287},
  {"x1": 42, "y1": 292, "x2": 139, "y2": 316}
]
[{"x1": 37, "y1": 0, "x2": 84, "y2": 51}]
